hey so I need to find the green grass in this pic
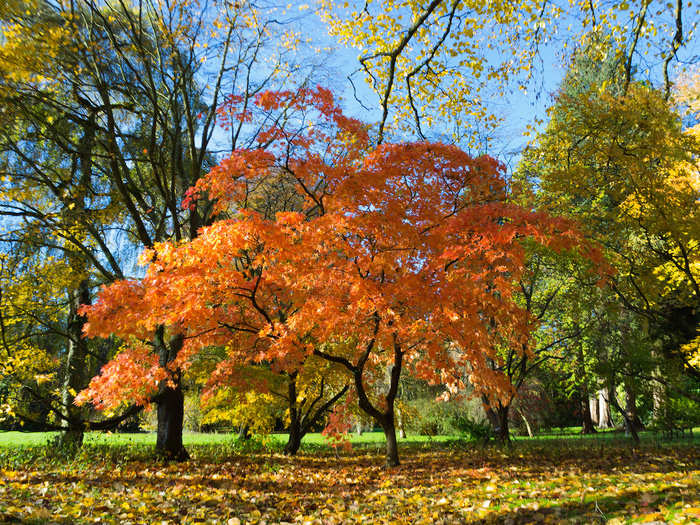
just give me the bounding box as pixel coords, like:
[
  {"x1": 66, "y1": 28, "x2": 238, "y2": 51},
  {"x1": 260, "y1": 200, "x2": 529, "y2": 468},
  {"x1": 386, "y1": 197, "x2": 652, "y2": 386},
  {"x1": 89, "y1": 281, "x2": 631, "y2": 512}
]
[
  {"x1": 0, "y1": 425, "x2": 696, "y2": 451},
  {"x1": 0, "y1": 430, "x2": 453, "y2": 449}
]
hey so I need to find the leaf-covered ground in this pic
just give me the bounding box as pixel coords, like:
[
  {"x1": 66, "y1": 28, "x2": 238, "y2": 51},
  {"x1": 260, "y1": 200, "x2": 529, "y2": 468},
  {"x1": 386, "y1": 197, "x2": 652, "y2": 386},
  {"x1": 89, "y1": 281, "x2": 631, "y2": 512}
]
[{"x1": 0, "y1": 440, "x2": 698, "y2": 524}]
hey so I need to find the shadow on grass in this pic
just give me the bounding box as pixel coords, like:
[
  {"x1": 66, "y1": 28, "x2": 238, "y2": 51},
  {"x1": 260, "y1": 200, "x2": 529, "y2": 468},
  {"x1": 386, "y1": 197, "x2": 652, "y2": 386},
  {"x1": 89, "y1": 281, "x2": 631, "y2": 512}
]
[{"x1": 476, "y1": 485, "x2": 697, "y2": 524}]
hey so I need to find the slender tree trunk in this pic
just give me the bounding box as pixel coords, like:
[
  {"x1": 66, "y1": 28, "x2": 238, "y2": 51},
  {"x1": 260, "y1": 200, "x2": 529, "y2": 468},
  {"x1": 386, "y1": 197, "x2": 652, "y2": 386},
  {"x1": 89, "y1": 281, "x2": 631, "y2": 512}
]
[
  {"x1": 609, "y1": 388, "x2": 640, "y2": 445},
  {"x1": 652, "y1": 356, "x2": 668, "y2": 426},
  {"x1": 624, "y1": 379, "x2": 644, "y2": 432},
  {"x1": 353, "y1": 339, "x2": 402, "y2": 466},
  {"x1": 238, "y1": 424, "x2": 251, "y2": 440},
  {"x1": 284, "y1": 372, "x2": 302, "y2": 455},
  {"x1": 589, "y1": 396, "x2": 599, "y2": 425},
  {"x1": 397, "y1": 408, "x2": 406, "y2": 439},
  {"x1": 155, "y1": 330, "x2": 188, "y2": 460},
  {"x1": 315, "y1": 323, "x2": 402, "y2": 467},
  {"x1": 517, "y1": 408, "x2": 534, "y2": 438},
  {"x1": 59, "y1": 122, "x2": 94, "y2": 450},
  {"x1": 59, "y1": 278, "x2": 91, "y2": 449}
]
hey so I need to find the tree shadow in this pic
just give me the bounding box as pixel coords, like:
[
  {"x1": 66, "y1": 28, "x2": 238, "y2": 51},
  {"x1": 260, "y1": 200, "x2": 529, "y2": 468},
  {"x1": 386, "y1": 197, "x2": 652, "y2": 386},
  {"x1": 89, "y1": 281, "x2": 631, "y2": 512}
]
[{"x1": 475, "y1": 485, "x2": 697, "y2": 524}]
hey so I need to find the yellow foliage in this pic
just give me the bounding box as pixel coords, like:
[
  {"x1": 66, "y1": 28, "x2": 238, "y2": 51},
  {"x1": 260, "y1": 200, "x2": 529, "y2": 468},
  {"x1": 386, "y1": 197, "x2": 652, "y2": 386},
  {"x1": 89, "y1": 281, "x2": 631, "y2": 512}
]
[
  {"x1": 681, "y1": 334, "x2": 700, "y2": 371},
  {"x1": 521, "y1": 82, "x2": 699, "y2": 310},
  {"x1": 0, "y1": 1, "x2": 74, "y2": 90},
  {"x1": 202, "y1": 387, "x2": 282, "y2": 435},
  {"x1": 319, "y1": 1, "x2": 685, "y2": 145}
]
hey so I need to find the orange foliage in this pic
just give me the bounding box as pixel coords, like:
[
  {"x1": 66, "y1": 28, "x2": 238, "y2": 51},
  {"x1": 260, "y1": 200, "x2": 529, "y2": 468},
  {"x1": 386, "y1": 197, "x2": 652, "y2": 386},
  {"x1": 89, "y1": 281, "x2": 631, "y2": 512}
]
[{"x1": 79, "y1": 86, "x2": 593, "y2": 416}]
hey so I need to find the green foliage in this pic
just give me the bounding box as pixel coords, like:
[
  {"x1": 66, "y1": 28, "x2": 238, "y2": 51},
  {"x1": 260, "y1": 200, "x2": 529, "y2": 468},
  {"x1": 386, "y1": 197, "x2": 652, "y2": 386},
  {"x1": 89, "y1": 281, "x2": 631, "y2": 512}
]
[
  {"x1": 404, "y1": 396, "x2": 487, "y2": 437},
  {"x1": 450, "y1": 415, "x2": 493, "y2": 442}
]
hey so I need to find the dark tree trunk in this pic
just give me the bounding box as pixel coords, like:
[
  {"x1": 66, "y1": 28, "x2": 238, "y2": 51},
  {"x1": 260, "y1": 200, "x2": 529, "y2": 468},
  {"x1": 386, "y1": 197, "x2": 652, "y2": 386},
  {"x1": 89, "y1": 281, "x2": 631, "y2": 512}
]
[
  {"x1": 484, "y1": 400, "x2": 511, "y2": 443},
  {"x1": 625, "y1": 380, "x2": 644, "y2": 432},
  {"x1": 59, "y1": 278, "x2": 91, "y2": 450},
  {"x1": 284, "y1": 373, "x2": 302, "y2": 455},
  {"x1": 313, "y1": 321, "x2": 402, "y2": 467},
  {"x1": 238, "y1": 424, "x2": 251, "y2": 440},
  {"x1": 282, "y1": 370, "x2": 348, "y2": 455},
  {"x1": 576, "y1": 344, "x2": 596, "y2": 434},
  {"x1": 485, "y1": 403, "x2": 499, "y2": 430},
  {"x1": 496, "y1": 404, "x2": 511, "y2": 444},
  {"x1": 379, "y1": 411, "x2": 399, "y2": 467},
  {"x1": 284, "y1": 416, "x2": 303, "y2": 455},
  {"x1": 155, "y1": 329, "x2": 188, "y2": 460},
  {"x1": 59, "y1": 127, "x2": 94, "y2": 450},
  {"x1": 156, "y1": 382, "x2": 188, "y2": 460},
  {"x1": 581, "y1": 398, "x2": 597, "y2": 434},
  {"x1": 353, "y1": 337, "x2": 402, "y2": 467},
  {"x1": 581, "y1": 386, "x2": 597, "y2": 434},
  {"x1": 609, "y1": 388, "x2": 640, "y2": 445}
]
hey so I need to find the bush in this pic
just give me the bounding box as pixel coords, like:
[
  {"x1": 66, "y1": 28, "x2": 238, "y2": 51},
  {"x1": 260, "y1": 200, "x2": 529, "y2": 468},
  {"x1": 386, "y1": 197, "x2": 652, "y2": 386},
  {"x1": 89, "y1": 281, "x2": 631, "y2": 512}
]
[
  {"x1": 405, "y1": 395, "x2": 486, "y2": 436},
  {"x1": 451, "y1": 414, "x2": 493, "y2": 441}
]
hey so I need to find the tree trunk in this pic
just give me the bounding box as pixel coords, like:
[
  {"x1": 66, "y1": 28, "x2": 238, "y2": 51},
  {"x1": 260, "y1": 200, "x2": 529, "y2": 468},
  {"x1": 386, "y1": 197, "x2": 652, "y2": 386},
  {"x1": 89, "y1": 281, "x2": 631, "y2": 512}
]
[
  {"x1": 352, "y1": 339, "x2": 402, "y2": 466},
  {"x1": 355, "y1": 420, "x2": 363, "y2": 436},
  {"x1": 624, "y1": 379, "x2": 644, "y2": 432},
  {"x1": 59, "y1": 278, "x2": 91, "y2": 450},
  {"x1": 397, "y1": 409, "x2": 406, "y2": 439},
  {"x1": 238, "y1": 424, "x2": 251, "y2": 440},
  {"x1": 379, "y1": 412, "x2": 400, "y2": 467},
  {"x1": 155, "y1": 330, "x2": 188, "y2": 460},
  {"x1": 284, "y1": 416, "x2": 302, "y2": 455},
  {"x1": 581, "y1": 383, "x2": 597, "y2": 434},
  {"x1": 315, "y1": 325, "x2": 402, "y2": 467},
  {"x1": 589, "y1": 396, "x2": 599, "y2": 425},
  {"x1": 284, "y1": 373, "x2": 302, "y2": 455},
  {"x1": 597, "y1": 389, "x2": 613, "y2": 429},
  {"x1": 496, "y1": 404, "x2": 510, "y2": 443},
  {"x1": 484, "y1": 403, "x2": 499, "y2": 431},
  {"x1": 609, "y1": 388, "x2": 640, "y2": 445},
  {"x1": 484, "y1": 399, "x2": 511, "y2": 443},
  {"x1": 652, "y1": 357, "x2": 668, "y2": 426},
  {"x1": 156, "y1": 383, "x2": 188, "y2": 460},
  {"x1": 581, "y1": 396, "x2": 597, "y2": 434},
  {"x1": 518, "y1": 408, "x2": 534, "y2": 438}
]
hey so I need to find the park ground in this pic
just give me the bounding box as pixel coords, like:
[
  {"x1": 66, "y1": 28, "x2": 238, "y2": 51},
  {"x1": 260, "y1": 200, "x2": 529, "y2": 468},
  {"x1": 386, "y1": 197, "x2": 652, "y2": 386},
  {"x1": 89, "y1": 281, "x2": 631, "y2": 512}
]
[{"x1": 0, "y1": 430, "x2": 698, "y2": 524}]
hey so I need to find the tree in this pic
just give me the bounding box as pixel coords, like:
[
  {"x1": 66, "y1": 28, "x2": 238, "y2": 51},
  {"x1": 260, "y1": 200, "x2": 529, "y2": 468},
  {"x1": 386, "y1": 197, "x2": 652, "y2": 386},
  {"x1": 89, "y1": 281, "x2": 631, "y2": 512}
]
[
  {"x1": 518, "y1": 51, "x2": 700, "y2": 433},
  {"x1": 0, "y1": 0, "x2": 314, "y2": 457},
  {"x1": 80, "y1": 86, "x2": 591, "y2": 466},
  {"x1": 481, "y1": 240, "x2": 605, "y2": 442},
  {"x1": 523, "y1": 80, "x2": 699, "y2": 374},
  {"x1": 200, "y1": 357, "x2": 349, "y2": 455},
  {"x1": 320, "y1": 0, "x2": 695, "y2": 144}
]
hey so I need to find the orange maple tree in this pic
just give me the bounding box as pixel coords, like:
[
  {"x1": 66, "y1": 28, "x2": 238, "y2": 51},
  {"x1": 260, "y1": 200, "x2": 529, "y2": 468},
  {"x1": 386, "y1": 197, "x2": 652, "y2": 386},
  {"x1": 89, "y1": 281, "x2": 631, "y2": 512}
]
[{"x1": 79, "y1": 87, "x2": 593, "y2": 466}]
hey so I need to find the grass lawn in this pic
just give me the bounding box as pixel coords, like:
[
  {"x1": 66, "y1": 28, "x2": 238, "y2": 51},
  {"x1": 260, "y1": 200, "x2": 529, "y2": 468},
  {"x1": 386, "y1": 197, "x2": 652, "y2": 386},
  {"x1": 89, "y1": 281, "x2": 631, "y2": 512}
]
[
  {"x1": 1, "y1": 426, "x2": 694, "y2": 449},
  {"x1": 0, "y1": 429, "x2": 698, "y2": 524}
]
